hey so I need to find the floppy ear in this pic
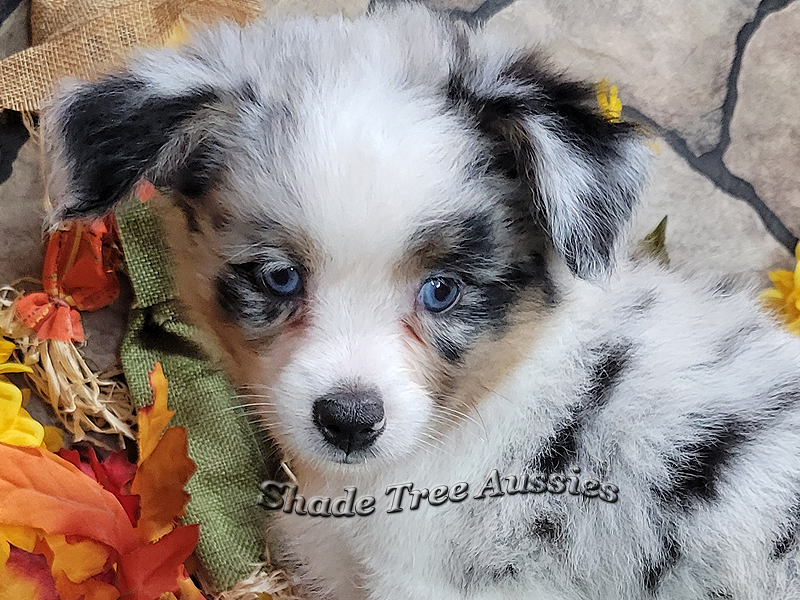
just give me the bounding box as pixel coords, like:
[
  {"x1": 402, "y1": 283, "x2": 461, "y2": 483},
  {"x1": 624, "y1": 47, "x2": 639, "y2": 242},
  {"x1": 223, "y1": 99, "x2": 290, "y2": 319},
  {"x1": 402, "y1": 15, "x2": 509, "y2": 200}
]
[
  {"x1": 450, "y1": 49, "x2": 650, "y2": 279},
  {"x1": 43, "y1": 54, "x2": 224, "y2": 222}
]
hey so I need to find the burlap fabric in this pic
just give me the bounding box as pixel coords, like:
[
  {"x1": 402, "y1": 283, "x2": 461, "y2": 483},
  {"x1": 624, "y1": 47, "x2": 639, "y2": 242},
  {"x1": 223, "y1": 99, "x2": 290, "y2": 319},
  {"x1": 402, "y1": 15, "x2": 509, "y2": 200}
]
[
  {"x1": 0, "y1": 0, "x2": 262, "y2": 112},
  {"x1": 116, "y1": 195, "x2": 272, "y2": 591}
]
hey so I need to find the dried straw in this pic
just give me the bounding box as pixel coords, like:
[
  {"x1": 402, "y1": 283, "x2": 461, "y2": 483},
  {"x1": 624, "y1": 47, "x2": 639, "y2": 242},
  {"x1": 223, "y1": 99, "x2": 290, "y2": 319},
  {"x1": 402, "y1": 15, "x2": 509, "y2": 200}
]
[
  {"x1": 0, "y1": 285, "x2": 135, "y2": 444},
  {"x1": 216, "y1": 566, "x2": 303, "y2": 600}
]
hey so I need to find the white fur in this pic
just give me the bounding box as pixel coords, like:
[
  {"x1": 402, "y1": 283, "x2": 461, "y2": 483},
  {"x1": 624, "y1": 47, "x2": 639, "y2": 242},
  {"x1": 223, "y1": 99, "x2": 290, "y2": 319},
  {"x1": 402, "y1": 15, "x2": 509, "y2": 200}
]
[{"x1": 43, "y1": 6, "x2": 800, "y2": 599}]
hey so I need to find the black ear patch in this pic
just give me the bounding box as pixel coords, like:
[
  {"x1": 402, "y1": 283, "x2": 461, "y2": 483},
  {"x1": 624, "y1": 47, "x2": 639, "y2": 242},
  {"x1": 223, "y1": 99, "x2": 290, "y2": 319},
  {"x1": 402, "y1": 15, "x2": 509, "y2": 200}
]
[
  {"x1": 53, "y1": 74, "x2": 218, "y2": 218},
  {"x1": 449, "y1": 52, "x2": 649, "y2": 279}
]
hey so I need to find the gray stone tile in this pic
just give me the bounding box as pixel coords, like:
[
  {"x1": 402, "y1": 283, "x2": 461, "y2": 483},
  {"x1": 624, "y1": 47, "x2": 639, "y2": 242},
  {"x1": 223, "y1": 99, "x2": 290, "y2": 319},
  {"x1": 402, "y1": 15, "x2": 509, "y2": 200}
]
[
  {"x1": 0, "y1": 137, "x2": 45, "y2": 283},
  {"x1": 373, "y1": 0, "x2": 488, "y2": 12},
  {"x1": 80, "y1": 280, "x2": 133, "y2": 372},
  {"x1": 423, "y1": 0, "x2": 486, "y2": 11},
  {"x1": 724, "y1": 1, "x2": 800, "y2": 241},
  {"x1": 262, "y1": 0, "x2": 369, "y2": 18},
  {"x1": 485, "y1": 0, "x2": 761, "y2": 155},
  {"x1": 629, "y1": 144, "x2": 793, "y2": 276},
  {"x1": 0, "y1": 0, "x2": 29, "y2": 60}
]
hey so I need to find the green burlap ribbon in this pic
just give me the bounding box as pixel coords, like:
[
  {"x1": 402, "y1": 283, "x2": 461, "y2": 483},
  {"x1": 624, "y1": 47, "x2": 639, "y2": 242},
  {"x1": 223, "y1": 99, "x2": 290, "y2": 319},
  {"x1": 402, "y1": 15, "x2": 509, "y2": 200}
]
[{"x1": 115, "y1": 197, "x2": 270, "y2": 591}]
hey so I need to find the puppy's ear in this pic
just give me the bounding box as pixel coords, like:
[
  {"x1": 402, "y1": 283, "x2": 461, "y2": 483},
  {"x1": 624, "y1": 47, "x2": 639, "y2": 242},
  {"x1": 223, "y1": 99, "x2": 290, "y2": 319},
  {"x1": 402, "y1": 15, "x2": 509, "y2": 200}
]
[
  {"x1": 451, "y1": 49, "x2": 650, "y2": 279},
  {"x1": 43, "y1": 60, "x2": 221, "y2": 222}
]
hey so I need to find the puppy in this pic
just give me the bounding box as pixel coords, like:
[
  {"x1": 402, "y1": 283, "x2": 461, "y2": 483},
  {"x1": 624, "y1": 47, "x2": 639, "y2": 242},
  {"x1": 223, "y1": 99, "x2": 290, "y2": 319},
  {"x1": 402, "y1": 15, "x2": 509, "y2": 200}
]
[{"x1": 43, "y1": 5, "x2": 800, "y2": 599}]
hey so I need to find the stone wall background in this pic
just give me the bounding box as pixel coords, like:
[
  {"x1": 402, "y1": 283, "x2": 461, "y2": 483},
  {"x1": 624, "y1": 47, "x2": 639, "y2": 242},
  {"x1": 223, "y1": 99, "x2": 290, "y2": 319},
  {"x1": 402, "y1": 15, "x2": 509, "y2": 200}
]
[{"x1": 0, "y1": 0, "x2": 798, "y2": 370}]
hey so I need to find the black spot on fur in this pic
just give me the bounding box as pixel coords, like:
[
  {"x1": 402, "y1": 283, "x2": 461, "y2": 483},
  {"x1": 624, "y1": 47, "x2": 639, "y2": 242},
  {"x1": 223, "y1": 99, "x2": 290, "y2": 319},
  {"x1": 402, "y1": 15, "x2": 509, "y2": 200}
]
[
  {"x1": 413, "y1": 212, "x2": 552, "y2": 363},
  {"x1": 527, "y1": 514, "x2": 563, "y2": 543},
  {"x1": 446, "y1": 51, "x2": 645, "y2": 278},
  {"x1": 643, "y1": 530, "x2": 681, "y2": 593},
  {"x1": 173, "y1": 194, "x2": 201, "y2": 233},
  {"x1": 459, "y1": 558, "x2": 522, "y2": 591},
  {"x1": 171, "y1": 137, "x2": 223, "y2": 199},
  {"x1": 691, "y1": 322, "x2": 764, "y2": 370},
  {"x1": 490, "y1": 563, "x2": 520, "y2": 583},
  {"x1": 772, "y1": 494, "x2": 800, "y2": 559},
  {"x1": 707, "y1": 275, "x2": 741, "y2": 298},
  {"x1": 215, "y1": 263, "x2": 299, "y2": 333},
  {"x1": 59, "y1": 75, "x2": 218, "y2": 218},
  {"x1": 532, "y1": 343, "x2": 632, "y2": 473},
  {"x1": 657, "y1": 379, "x2": 800, "y2": 511},
  {"x1": 662, "y1": 418, "x2": 750, "y2": 508}
]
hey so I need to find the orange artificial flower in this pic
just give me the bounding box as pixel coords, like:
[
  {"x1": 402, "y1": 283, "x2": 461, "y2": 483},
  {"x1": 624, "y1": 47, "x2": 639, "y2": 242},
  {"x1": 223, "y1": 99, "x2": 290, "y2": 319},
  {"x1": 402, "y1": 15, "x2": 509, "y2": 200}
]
[{"x1": 16, "y1": 215, "x2": 122, "y2": 343}]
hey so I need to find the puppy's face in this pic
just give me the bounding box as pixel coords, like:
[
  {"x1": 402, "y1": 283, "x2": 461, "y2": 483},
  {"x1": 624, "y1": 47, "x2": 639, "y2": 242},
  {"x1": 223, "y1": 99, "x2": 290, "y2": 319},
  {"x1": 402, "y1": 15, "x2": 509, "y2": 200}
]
[{"x1": 44, "y1": 7, "x2": 647, "y2": 468}]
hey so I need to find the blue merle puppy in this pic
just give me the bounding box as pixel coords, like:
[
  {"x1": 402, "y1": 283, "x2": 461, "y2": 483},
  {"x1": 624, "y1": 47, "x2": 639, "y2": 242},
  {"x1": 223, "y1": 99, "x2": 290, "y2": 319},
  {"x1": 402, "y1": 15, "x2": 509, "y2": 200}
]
[{"x1": 43, "y1": 4, "x2": 800, "y2": 599}]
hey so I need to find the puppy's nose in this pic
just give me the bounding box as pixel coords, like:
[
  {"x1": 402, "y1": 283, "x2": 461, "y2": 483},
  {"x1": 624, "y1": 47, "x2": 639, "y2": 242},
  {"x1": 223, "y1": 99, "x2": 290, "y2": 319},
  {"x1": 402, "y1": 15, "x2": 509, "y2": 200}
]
[{"x1": 313, "y1": 387, "x2": 385, "y2": 454}]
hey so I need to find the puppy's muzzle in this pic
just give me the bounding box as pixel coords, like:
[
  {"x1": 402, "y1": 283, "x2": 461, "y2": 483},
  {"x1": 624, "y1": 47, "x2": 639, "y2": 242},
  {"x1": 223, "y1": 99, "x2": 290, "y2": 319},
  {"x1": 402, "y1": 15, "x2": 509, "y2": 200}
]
[{"x1": 313, "y1": 387, "x2": 385, "y2": 454}]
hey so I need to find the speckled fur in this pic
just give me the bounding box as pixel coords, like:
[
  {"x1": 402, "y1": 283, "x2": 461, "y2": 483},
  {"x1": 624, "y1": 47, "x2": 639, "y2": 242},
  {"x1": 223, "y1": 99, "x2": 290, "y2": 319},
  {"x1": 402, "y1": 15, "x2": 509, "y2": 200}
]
[{"x1": 43, "y1": 6, "x2": 800, "y2": 599}]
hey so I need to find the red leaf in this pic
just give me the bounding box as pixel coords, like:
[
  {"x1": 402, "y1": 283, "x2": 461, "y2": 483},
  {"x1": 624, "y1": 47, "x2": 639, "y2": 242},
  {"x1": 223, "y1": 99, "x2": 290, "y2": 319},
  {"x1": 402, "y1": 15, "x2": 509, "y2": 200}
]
[
  {"x1": 0, "y1": 547, "x2": 60, "y2": 600},
  {"x1": 57, "y1": 447, "x2": 141, "y2": 526},
  {"x1": 117, "y1": 524, "x2": 200, "y2": 600},
  {"x1": 58, "y1": 448, "x2": 96, "y2": 480}
]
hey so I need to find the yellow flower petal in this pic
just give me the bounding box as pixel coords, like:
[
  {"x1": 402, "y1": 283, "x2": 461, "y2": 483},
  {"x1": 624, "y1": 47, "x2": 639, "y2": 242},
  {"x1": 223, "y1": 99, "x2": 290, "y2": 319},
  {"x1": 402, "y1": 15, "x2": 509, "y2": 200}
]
[
  {"x1": 178, "y1": 577, "x2": 205, "y2": 600},
  {"x1": 768, "y1": 270, "x2": 794, "y2": 295},
  {"x1": 0, "y1": 379, "x2": 24, "y2": 431},
  {"x1": 0, "y1": 340, "x2": 15, "y2": 363},
  {"x1": 0, "y1": 362, "x2": 33, "y2": 375},
  {"x1": 0, "y1": 409, "x2": 45, "y2": 447},
  {"x1": 760, "y1": 288, "x2": 784, "y2": 301},
  {"x1": 0, "y1": 525, "x2": 40, "y2": 572},
  {"x1": 787, "y1": 317, "x2": 800, "y2": 335},
  {"x1": 596, "y1": 78, "x2": 623, "y2": 123},
  {"x1": 0, "y1": 567, "x2": 49, "y2": 600},
  {"x1": 0, "y1": 525, "x2": 39, "y2": 553}
]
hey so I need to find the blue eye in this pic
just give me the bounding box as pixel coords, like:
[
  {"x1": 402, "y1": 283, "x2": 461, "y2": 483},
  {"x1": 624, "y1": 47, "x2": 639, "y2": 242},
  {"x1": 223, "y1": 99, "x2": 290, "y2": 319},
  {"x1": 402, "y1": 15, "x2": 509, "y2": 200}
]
[
  {"x1": 260, "y1": 266, "x2": 302, "y2": 296},
  {"x1": 419, "y1": 277, "x2": 460, "y2": 313}
]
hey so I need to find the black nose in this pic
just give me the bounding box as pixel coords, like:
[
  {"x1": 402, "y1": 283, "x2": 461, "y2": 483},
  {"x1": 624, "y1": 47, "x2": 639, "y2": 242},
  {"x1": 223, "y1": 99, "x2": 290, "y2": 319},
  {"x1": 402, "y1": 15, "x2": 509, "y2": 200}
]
[{"x1": 313, "y1": 387, "x2": 385, "y2": 454}]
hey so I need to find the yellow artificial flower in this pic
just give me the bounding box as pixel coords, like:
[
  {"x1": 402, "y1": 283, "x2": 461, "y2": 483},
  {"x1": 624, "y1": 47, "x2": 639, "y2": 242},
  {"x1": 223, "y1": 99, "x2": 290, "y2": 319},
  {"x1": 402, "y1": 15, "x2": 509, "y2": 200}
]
[
  {"x1": 0, "y1": 339, "x2": 62, "y2": 449},
  {"x1": 597, "y1": 78, "x2": 622, "y2": 123},
  {"x1": 761, "y1": 243, "x2": 800, "y2": 335}
]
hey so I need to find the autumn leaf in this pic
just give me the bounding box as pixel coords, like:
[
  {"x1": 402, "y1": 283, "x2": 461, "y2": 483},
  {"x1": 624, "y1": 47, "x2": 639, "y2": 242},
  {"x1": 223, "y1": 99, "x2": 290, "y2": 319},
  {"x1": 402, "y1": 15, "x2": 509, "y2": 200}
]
[
  {"x1": 59, "y1": 446, "x2": 141, "y2": 526},
  {"x1": 132, "y1": 427, "x2": 196, "y2": 542},
  {"x1": 0, "y1": 361, "x2": 202, "y2": 600},
  {"x1": 137, "y1": 363, "x2": 175, "y2": 464},
  {"x1": 636, "y1": 216, "x2": 670, "y2": 266},
  {"x1": 0, "y1": 546, "x2": 60, "y2": 600},
  {"x1": 0, "y1": 445, "x2": 138, "y2": 555},
  {"x1": 117, "y1": 524, "x2": 200, "y2": 600}
]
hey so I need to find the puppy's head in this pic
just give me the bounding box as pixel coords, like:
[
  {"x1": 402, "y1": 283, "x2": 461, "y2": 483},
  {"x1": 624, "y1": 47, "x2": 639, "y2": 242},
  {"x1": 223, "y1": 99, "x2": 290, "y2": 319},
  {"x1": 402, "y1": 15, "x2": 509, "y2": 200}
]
[{"x1": 44, "y1": 6, "x2": 648, "y2": 468}]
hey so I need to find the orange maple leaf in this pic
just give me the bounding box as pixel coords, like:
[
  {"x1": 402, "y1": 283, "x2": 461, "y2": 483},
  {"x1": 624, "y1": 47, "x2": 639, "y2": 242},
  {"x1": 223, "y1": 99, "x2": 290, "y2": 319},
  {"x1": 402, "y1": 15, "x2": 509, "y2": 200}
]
[
  {"x1": 137, "y1": 363, "x2": 176, "y2": 464},
  {"x1": 0, "y1": 445, "x2": 138, "y2": 555},
  {"x1": 132, "y1": 427, "x2": 197, "y2": 543}
]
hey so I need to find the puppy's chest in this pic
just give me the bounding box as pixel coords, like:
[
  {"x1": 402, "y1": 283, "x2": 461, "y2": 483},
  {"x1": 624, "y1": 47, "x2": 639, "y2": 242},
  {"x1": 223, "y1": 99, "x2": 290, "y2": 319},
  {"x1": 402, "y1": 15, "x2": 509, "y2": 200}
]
[{"x1": 282, "y1": 434, "x2": 617, "y2": 597}]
